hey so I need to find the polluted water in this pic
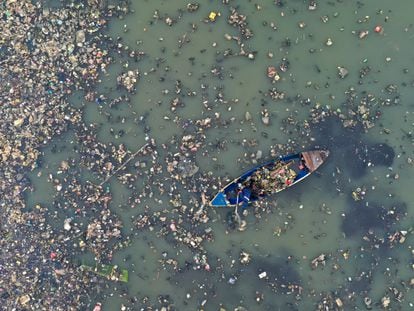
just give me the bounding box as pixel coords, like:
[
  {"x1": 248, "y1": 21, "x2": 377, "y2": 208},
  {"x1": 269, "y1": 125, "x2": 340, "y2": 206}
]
[{"x1": 0, "y1": 0, "x2": 413, "y2": 310}]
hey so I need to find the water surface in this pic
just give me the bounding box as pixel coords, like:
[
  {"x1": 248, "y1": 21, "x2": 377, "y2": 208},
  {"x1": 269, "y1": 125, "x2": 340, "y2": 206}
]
[{"x1": 28, "y1": 0, "x2": 414, "y2": 309}]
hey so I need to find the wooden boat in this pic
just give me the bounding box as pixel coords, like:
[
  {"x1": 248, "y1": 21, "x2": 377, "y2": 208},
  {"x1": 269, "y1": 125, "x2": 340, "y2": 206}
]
[{"x1": 210, "y1": 150, "x2": 329, "y2": 207}]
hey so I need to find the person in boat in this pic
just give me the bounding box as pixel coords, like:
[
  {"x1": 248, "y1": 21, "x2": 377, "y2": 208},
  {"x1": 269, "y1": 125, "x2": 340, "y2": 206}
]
[
  {"x1": 236, "y1": 183, "x2": 252, "y2": 209},
  {"x1": 241, "y1": 175, "x2": 263, "y2": 199},
  {"x1": 224, "y1": 183, "x2": 252, "y2": 207},
  {"x1": 295, "y1": 153, "x2": 310, "y2": 179},
  {"x1": 299, "y1": 153, "x2": 307, "y2": 170}
]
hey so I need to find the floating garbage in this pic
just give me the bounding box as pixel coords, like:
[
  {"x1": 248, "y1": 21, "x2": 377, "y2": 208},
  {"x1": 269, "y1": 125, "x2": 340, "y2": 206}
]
[
  {"x1": 208, "y1": 11, "x2": 220, "y2": 22},
  {"x1": 1, "y1": 0, "x2": 412, "y2": 310},
  {"x1": 81, "y1": 263, "x2": 129, "y2": 283}
]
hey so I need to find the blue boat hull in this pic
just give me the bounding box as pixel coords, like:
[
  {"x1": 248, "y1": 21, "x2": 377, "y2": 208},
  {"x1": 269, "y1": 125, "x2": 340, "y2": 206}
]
[{"x1": 210, "y1": 150, "x2": 329, "y2": 207}]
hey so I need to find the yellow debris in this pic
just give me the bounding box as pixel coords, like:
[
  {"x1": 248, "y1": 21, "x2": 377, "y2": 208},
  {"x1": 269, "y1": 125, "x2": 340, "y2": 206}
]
[{"x1": 208, "y1": 11, "x2": 219, "y2": 21}]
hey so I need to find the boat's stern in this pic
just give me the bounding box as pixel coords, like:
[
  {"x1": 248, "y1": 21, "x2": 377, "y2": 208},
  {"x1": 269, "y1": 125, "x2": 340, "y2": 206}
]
[
  {"x1": 210, "y1": 192, "x2": 229, "y2": 207},
  {"x1": 301, "y1": 150, "x2": 329, "y2": 172}
]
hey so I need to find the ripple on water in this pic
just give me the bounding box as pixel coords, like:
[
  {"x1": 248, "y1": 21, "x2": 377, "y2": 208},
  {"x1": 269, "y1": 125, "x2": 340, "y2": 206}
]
[{"x1": 310, "y1": 116, "x2": 395, "y2": 179}]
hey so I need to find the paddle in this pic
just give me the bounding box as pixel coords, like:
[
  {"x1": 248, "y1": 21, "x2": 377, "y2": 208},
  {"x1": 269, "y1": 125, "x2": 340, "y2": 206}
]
[{"x1": 234, "y1": 189, "x2": 242, "y2": 224}]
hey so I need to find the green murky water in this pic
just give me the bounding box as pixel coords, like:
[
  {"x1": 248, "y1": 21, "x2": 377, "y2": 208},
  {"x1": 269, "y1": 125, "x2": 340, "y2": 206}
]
[{"x1": 27, "y1": 0, "x2": 413, "y2": 310}]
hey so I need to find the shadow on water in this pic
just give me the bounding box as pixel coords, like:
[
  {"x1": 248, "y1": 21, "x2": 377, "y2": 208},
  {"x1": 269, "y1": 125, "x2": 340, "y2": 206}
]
[
  {"x1": 341, "y1": 199, "x2": 407, "y2": 238},
  {"x1": 252, "y1": 258, "x2": 300, "y2": 290},
  {"x1": 241, "y1": 248, "x2": 301, "y2": 294},
  {"x1": 311, "y1": 118, "x2": 406, "y2": 244},
  {"x1": 310, "y1": 116, "x2": 395, "y2": 179},
  {"x1": 167, "y1": 245, "x2": 301, "y2": 308}
]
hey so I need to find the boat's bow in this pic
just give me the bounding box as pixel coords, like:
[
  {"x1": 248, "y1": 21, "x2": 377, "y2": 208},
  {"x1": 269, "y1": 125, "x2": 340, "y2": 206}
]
[
  {"x1": 301, "y1": 150, "x2": 329, "y2": 172},
  {"x1": 210, "y1": 192, "x2": 228, "y2": 207}
]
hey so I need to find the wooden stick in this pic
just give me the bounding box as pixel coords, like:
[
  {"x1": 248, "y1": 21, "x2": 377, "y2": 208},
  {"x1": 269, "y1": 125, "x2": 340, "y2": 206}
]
[
  {"x1": 234, "y1": 191, "x2": 242, "y2": 224},
  {"x1": 99, "y1": 143, "x2": 149, "y2": 187},
  {"x1": 178, "y1": 32, "x2": 188, "y2": 48},
  {"x1": 195, "y1": 193, "x2": 207, "y2": 215}
]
